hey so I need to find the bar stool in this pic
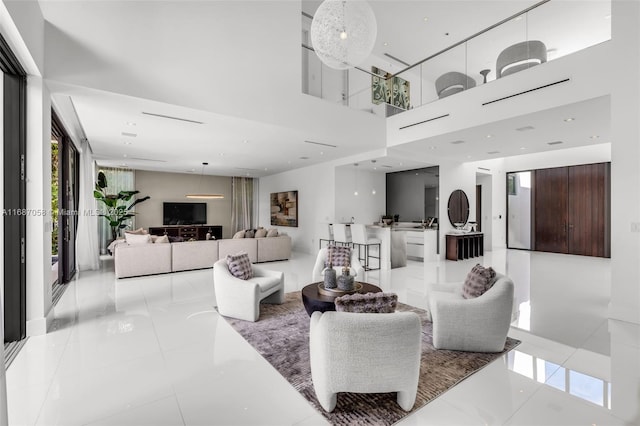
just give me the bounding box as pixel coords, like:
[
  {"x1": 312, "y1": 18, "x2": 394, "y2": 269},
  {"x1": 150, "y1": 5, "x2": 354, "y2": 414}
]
[
  {"x1": 332, "y1": 224, "x2": 352, "y2": 247},
  {"x1": 350, "y1": 224, "x2": 381, "y2": 271},
  {"x1": 319, "y1": 223, "x2": 334, "y2": 249}
]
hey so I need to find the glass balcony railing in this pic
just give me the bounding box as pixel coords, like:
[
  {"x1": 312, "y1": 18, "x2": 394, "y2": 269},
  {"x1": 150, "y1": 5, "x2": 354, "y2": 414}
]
[{"x1": 301, "y1": 0, "x2": 611, "y2": 116}]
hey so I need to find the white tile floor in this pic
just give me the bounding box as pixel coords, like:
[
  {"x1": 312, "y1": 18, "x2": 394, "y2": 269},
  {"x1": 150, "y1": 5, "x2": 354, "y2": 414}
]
[{"x1": 6, "y1": 249, "x2": 640, "y2": 426}]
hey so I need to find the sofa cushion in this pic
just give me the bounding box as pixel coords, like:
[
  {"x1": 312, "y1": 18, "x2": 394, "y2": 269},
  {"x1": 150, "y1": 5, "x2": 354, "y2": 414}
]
[
  {"x1": 266, "y1": 228, "x2": 279, "y2": 237},
  {"x1": 226, "y1": 252, "x2": 253, "y2": 280},
  {"x1": 255, "y1": 228, "x2": 267, "y2": 238},
  {"x1": 462, "y1": 264, "x2": 497, "y2": 299},
  {"x1": 233, "y1": 230, "x2": 246, "y2": 239},
  {"x1": 335, "y1": 292, "x2": 398, "y2": 313},
  {"x1": 168, "y1": 236, "x2": 184, "y2": 243},
  {"x1": 125, "y1": 233, "x2": 152, "y2": 245},
  {"x1": 245, "y1": 229, "x2": 255, "y2": 238},
  {"x1": 326, "y1": 245, "x2": 351, "y2": 267}
]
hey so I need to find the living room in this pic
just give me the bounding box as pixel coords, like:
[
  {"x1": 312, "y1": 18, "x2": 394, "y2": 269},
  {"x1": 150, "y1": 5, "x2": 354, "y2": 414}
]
[{"x1": 1, "y1": 0, "x2": 639, "y2": 425}]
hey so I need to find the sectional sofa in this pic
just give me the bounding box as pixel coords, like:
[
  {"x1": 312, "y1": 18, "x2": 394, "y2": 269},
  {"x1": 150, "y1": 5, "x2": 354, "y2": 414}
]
[{"x1": 114, "y1": 235, "x2": 292, "y2": 278}]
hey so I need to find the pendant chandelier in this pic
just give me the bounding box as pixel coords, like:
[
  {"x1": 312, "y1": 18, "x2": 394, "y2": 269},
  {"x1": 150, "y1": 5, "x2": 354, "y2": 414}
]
[
  {"x1": 310, "y1": 0, "x2": 377, "y2": 70},
  {"x1": 185, "y1": 162, "x2": 224, "y2": 199}
]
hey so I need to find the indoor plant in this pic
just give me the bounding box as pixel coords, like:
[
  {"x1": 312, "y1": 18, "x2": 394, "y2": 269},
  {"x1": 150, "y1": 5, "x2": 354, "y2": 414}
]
[{"x1": 93, "y1": 170, "x2": 150, "y2": 241}]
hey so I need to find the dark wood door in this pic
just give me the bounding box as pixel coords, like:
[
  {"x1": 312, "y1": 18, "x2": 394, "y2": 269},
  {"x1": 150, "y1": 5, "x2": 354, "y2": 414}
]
[
  {"x1": 568, "y1": 163, "x2": 608, "y2": 257},
  {"x1": 534, "y1": 167, "x2": 568, "y2": 253}
]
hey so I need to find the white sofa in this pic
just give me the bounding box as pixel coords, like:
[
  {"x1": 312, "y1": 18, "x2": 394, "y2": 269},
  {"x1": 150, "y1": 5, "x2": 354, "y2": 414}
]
[
  {"x1": 213, "y1": 259, "x2": 285, "y2": 322},
  {"x1": 114, "y1": 235, "x2": 292, "y2": 278},
  {"x1": 309, "y1": 310, "x2": 422, "y2": 412}
]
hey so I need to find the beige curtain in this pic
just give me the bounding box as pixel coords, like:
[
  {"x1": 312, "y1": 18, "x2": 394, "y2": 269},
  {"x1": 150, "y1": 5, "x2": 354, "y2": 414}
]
[{"x1": 231, "y1": 177, "x2": 256, "y2": 232}]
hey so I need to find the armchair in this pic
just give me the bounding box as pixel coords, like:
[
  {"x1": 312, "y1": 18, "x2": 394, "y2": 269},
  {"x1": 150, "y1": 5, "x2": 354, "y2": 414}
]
[
  {"x1": 213, "y1": 259, "x2": 285, "y2": 322},
  {"x1": 428, "y1": 273, "x2": 514, "y2": 352},
  {"x1": 309, "y1": 311, "x2": 422, "y2": 412},
  {"x1": 311, "y1": 247, "x2": 365, "y2": 282}
]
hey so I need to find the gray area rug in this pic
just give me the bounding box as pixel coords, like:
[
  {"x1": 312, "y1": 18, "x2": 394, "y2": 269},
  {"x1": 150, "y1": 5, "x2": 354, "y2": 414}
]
[{"x1": 224, "y1": 292, "x2": 520, "y2": 426}]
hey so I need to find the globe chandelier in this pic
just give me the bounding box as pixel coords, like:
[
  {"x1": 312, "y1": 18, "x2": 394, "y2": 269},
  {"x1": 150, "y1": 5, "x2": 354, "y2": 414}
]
[{"x1": 310, "y1": 0, "x2": 377, "y2": 70}]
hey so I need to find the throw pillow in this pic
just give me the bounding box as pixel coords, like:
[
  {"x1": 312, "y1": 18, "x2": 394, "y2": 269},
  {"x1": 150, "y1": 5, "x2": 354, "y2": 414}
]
[
  {"x1": 124, "y1": 228, "x2": 148, "y2": 235},
  {"x1": 462, "y1": 264, "x2": 497, "y2": 299},
  {"x1": 226, "y1": 252, "x2": 253, "y2": 280},
  {"x1": 168, "y1": 236, "x2": 184, "y2": 243},
  {"x1": 244, "y1": 229, "x2": 255, "y2": 238},
  {"x1": 255, "y1": 228, "x2": 268, "y2": 238},
  {"x1": 154, "y1": 235, "x2": 169, "y2": 244},
  {"x1": 326, "y1": 245, "x2": 351, "y2": 267},
  {"x1": 266, "y1": 228, "x2": 278, "y2": 237},
  {"x1": 233, "y1": 230, "x2": 246, "y2": 239},
  {"x1": 124, "y1": 233, "x2": 151, "y2": 245},
  {"x1": 335, "y1": 292, "x2": 398, "y2": 313}
]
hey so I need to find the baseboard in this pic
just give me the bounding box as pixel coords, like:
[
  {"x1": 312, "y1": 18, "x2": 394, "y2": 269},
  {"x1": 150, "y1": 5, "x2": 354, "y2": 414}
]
[{"x1": 26, "y1": 306, "x2": 55, "y2": 337}]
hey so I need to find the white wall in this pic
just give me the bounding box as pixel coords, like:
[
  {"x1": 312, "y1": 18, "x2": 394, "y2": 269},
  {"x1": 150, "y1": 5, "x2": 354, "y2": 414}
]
[
  {"x1": 259, "y1": 162, "x2": 336, "y2": 254},
  {"x1": 610, "y1": 0, "x2": 640, "y2": 326},
  {"x1": 134, "y1": 170, "x2": 233, "y2": 239},
  {"x1": 334, "y1": 168, "x2": 385, "y2": 225},
  {"x1": 477, "y1": 173, "x2": 493, "y2": 249},
  {"x1": 438, "y1": 161, "x2": 477, "y2": 257}
]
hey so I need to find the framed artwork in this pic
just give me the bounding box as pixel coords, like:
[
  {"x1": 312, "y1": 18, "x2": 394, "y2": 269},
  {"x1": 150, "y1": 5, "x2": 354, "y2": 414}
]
[
  {"x1": 371, "y1": 66, "x2": 410, "y2": 109},
  {"x1": 270, "y1": 191, "x2": 298, "y2": 227}
]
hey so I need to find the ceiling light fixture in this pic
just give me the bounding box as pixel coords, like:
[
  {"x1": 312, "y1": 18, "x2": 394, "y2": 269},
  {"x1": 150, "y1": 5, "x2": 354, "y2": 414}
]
[
  {"x1": 564, "y1": 118, "x2": 575, "y2": 122},
  {"x1": 185, "y1": 162, "x2": 224, "y2": 199},
  {"x1": 310, "y1": 0, "x2": 377, "y2": 70}
]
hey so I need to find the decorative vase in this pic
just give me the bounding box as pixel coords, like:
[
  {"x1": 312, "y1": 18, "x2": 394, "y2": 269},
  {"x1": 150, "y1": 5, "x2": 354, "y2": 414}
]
[
  {"x1": 337, "y1": 267, "x2": 355, "y2": 291},
  {"x1": 323, "y1": 264, "x2": 337, "y2": 289}
]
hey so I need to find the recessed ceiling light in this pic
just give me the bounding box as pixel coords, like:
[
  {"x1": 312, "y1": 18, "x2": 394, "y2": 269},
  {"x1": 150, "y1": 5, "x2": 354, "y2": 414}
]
[
  {"x1": 383, "y1": 42, "x2": 389, "y2": 46},
  {"x1": 604, "y1": 14, "x2": 611, "y2": 19},
  {"x1": 121, "y1": 132, "x2": 137, "y2": 137},
  {"x1": 264, "y1": 168, "x2": 268, "y2": 171},
  {"x1": 415, "y1": 172, "x2": 419, "y2": 176},
  {"x1": 126, "y1": 122, "x2": 136, "y2": 126},
  {"x1": 548, "y1": 141, "x2": 563, "y2": 145},
  {"x1": 564, "y1": 117, "x2": 575, "y2": 122},
  {"x1": 487, "y1": 151, "x2": 500, "y2": 154},
  {"x1": 590, "y1": 135, "x2": 600, "y2": 139},
  {"x1": 320, "y1": 151, "x2": 324, "y2": 155},
  {"x1": 399, "y1": 162, "x2": 403, "y2": 166},
  {"x1": 300, "y1": 156, "x2": 309, "y2": 160},
  {"x1": 123, "y1": 154, "x2": 128, "y2": 158},
  {"x1": 429, "y1": 146, "x2": 436, "y2": 150},
  {"x1": 219, "y1": 153, "x2": 224, "y2": 156},
  {"x1": 520, "y1": 147, "x2": 526, "y2": 150},
  {"x1": 467, "y1": 155, "x2": 472, "y2": 159},
  {"x1": 371, "y1": 189, "x2": 376, "y2": 195},
  {"x1": 243, "y1": 140, "x2": 249, "y2": 143},
  {"x1": 516, "y1": 126, "x2": 535, "y2": 132},
  {"x1": 123, "y1": 141, "x2": 132, "y2": 145},
  {"x1": 423, "y1": 16, "x2": 428, "y2": 22},
  {"x1": 450, "y1": 140, "x2": 465, "y2": 145},
  {"x1": 486, "y1": 134, "x2": 493, "y2": 138}
]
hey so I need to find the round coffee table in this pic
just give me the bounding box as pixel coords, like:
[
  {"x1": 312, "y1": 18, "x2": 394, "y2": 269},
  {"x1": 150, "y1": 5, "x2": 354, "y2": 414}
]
[{"x1": 301, "y1": 281, "x2": 382, "y2": 316}]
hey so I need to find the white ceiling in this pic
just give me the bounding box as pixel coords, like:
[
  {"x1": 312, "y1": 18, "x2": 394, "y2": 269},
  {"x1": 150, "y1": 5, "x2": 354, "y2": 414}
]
[{"x1": 39, "y1": 0, "x2": 611, "y2": 177}]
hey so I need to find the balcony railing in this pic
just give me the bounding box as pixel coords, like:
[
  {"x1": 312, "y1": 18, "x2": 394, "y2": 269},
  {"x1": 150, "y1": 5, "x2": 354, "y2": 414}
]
[{"x1": 301, "y1": 0, "x2": 611, "y2": 116}]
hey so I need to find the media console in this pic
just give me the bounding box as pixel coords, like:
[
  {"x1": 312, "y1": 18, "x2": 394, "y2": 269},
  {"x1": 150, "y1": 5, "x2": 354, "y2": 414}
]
[{"x1": 149, "y1": 225, "x2": 223, "y2": 241}]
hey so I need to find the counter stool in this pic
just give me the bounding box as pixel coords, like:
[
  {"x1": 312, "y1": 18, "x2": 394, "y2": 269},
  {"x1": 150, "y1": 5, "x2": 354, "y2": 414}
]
[
  {"x1": 350, "y1": 224, "x2": 381, "y2": 271},
  {"x1": 319, "y1": 224, "x2": 334, "y2": 248},
  {"x1": 332, "y1": 224, "x2": 352, "y2": 247}
]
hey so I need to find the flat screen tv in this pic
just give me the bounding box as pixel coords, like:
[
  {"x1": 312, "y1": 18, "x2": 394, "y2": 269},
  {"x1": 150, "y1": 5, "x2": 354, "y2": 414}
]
[{"x1": 163, "y1": 202, "x2": 207, "y2": 225}]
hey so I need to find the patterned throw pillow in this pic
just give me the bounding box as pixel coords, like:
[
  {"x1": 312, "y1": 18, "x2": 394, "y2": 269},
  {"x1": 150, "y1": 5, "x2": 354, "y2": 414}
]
[
  {"x1": 335, "y1": 292, "x2": 398, "y2": 313},
  {"x1": 462, "y1": 264, "x2": 497, "y2": 299},
  {"x1": 244, "y1": 229, "x2": 255, "y2": 238},
  {"x1": 226, "y1": 252, "x2": 253, "y2": 280},
  {"x1": 232, "y1": 230, "x2": 246, "y2": 239},
  {"x1": 326, "y1": 245, "x2": 351, "y2": 267}
]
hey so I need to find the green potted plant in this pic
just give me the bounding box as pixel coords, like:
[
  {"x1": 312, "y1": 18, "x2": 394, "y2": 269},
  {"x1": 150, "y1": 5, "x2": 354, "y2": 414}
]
[{"x1": 93, "y1": 170, "x2": 150, "y2": 241}]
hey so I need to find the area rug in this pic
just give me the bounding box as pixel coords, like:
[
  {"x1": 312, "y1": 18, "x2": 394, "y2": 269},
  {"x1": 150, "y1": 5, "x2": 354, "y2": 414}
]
[{"x1": 224, "y1": 292, "x2": 520, "y2": 426}]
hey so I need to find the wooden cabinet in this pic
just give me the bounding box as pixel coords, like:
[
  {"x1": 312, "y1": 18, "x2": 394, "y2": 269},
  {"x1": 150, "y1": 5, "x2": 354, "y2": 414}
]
[
  {"x1": 446, "y1": 233, "x2": 484, "y2": 261},
  {"x1": 148, "y1": 225, "x2": 223, "y2": 241},
  {"x1": 534, "y1": 163, "x2": 610, "y2": 257}
]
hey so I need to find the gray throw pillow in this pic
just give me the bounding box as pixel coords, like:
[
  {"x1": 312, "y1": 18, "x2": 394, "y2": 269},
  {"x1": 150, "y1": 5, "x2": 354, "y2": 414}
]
[
  {"x1": 335, "y1": 292, "x2": 397, "y2": 313},
  {"x1": 326, "y1": 245, "x2": 351, "y2": 267},
  {"x1": 226, "y1": 252, "x2": 253, "y2": 280},
  {"x1": 462, "y1": 264, "x2": 496, "y2": 299}
]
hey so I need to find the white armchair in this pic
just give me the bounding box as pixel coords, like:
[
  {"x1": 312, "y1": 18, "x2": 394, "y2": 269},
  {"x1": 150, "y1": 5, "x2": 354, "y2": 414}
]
[
  {"x1": 428, "y1": 273, "x2": 514, "y2": 352},
  {"x1": 311, "y1": 247, "x2": 365, "y2": 282},
  {"x1": 213, "y1": 259, "x2": 285, "y2": 322},
  {"x1": 310, "y1": 311, "x2": 422, "y2": 412}
]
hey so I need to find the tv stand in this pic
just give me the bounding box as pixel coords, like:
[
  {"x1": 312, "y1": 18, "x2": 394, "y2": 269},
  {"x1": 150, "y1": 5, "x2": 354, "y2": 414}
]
[{"x1": 149, "y1": 225, "x2": 223, "y2": 241}]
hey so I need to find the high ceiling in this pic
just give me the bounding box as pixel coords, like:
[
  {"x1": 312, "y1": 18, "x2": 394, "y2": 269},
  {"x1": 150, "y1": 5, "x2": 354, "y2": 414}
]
[{"x1": 38, "y1": 0, "x2": 611, "y2": 177}]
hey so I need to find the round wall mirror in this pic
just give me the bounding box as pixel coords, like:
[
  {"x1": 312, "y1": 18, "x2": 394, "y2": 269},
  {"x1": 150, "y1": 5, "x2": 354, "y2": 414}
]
[{"x1": 447, "y1": 189, "x2": 469, "y2": 228}]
